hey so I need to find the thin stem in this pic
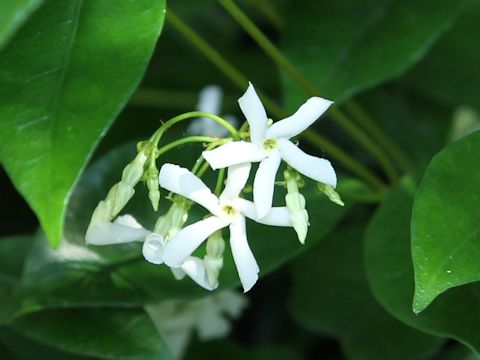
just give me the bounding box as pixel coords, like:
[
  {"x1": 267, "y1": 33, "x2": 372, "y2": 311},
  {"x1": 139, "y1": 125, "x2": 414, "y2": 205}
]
[
  {"x1": 151, "y1": 111, "x2": 239, "y2": 146},
  {"x1": 215, "y1": 168, "x2": 226, "y2": 195},
  {"x1": 196, "y1": 161, "x2": 211, "y2": 178},
  {"x1": 343, "y1": 101, "x2": 415, "y2": 172},
  {"x1": 167, "y1": 8, "x2": 386, "y2": 190},
  {"x1": 156, "y1": 136, "x2": 219, "y2": 157},
  {"x1": 218, "y1": 0, "x2": 407, "y2": 182},
  {"x1": 302, "y1": 131, "x2": 386, "y2": 191}
]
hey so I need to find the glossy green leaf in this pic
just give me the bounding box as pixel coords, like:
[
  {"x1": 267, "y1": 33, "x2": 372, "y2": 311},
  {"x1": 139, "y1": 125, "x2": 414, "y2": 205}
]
[
  {"x1": 0, "y1": 328, "x2": 95, "y2": 360},
  {"x1": 0, "y1": 0, "x2": 166, "y2": 248},
  {"x1": 11, "y1": 308, "x2": 169, "y2": 360},
  {"x1": 404, "y1": 1, "x2": 480, "y2": 111},
  {"x1": 411, "y1": 131, "x2": 480, "y2": 312},
  {"x1": 281, "y1": 0, "x2": 463, "y2": 106},
  {"x1": 289, "y1": 211, "x2": 441, "y2": 360},
  {"x1": 0, "y1": 0, "x2": 43, "y2": 49},
  {"x1": 365, "y1": 178, "x2": 480, "y2": 353},
  {"x1": 7, "y1": 141, "x2": 348, "y2": 316}
]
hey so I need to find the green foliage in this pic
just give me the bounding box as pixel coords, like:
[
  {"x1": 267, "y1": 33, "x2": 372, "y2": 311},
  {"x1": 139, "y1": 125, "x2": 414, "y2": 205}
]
[
  {"x1": 404, "y1": 0, "x2": 480, "y2": 111},
  {"x1": 4, "y1": 142, "x2": 348, "y2": 316},
  {"x1": 412, "y1": 132, "x2": 480, "y2": 312},
  {"x1": 365, "y1": 178, "x2": 480, "y2": 353},
  {"x1": 289, "y1": 211, "x2": 441, "y2": 360},
  {"x1": 280, "y1": 0, "x2": 463, "y2": 107},
  {"x1": 11, "y1": 308, "x2": 170, "y2": 360},
  {"x1": 0, "y1": 0, "x2": 166, "y2": 248},
  {"x1": 0, "y1": 0, "x2": 43, "y2": 49}
]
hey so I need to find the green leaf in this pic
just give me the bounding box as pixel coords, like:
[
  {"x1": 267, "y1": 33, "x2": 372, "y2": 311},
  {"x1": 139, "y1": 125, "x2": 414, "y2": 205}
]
[
  {"x1": 11, "y1": 308, "x2": 169, "y2": 360},
  {"x1": 404, "y1": 1, "x2": 480, "y2": 111},
  {"x1": 0, "y1": 0, "x2": 166, "y2": 248},
  {"x1": 6, "y1": 141, "x2": 348, "y2": 316},
  {"x1": 289, "y1": 210, "x2": 441, "y2": 360},
  {"x1": 0, "y1": 328, "x2": 94, "y2": 360},
  {"x1": 0, "y1": 0, "x2": 43, "y2": 49},
  {"x1": 365, "y1": 177, "x2": 480, "y2": 353},
  {"x1": 411, "y1": 131, "x2": 480, "y2": 312},
  {"x1": 280, "y1": 0, "x2": 463, "y2": 106}
]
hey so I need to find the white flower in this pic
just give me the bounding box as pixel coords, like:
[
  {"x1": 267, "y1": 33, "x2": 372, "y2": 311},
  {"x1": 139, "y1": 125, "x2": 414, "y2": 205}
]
[
  {"x1": 159, "y1": 162, "x2": 293, "y2": 292},
  {"x1": 85, "y1": 215, "x2": 214, "y2": 291},
  {"x1": 202, "y1": 82, "x2": 337, "y2": 218},
  {"x1": 146, "y1": 290, "x2": 248, "y2": 360},
  {"x1": 187, "y1": 85, "x2": 238, "y2": 137}
]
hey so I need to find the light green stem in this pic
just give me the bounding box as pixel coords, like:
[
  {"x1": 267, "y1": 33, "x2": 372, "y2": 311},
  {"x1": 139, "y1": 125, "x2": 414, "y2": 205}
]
[
  {"x1": 166, "y1": 8, "x2": 386, "y2": 191},
  {"x1": 156, "y1": 136, "x2": 219, "y2": 157},
  {"x1": 215, "y1": 168, "x2": 226, "y2": 195},
  {"x1": 151, "y1": 111, "x2": 239, "y2": 147},
  {"x1": 218, "y1": 0, "x2": 408, "y2": 182}
]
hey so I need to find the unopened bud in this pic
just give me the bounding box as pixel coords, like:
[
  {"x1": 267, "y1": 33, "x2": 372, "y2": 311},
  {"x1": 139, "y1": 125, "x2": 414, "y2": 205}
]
[
  {"x1": 87, "y1": 200, "x2": 112, "y2": 230},
  {"x1": 204, "y1": 231, "x2": 225, "y2": 288},
  {"x1": 154, "y1": 196, "x2": 191, "y2": 239},
  {"x1": 122, "y1": 152, "x2": 147, "y2": 186},
  {"x1": 284, "y1": 170, "x2": 309, "y2": 244},
  {"x1": 317, "y1": 183, "x2": 344, "y2": 206}
]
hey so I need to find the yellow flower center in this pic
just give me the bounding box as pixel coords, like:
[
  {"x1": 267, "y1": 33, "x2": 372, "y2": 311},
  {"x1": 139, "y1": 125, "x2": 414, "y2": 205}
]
[
  {"x1": 262, "y1": 138, "x2": 277, "y2": 151},
  {"x1": 221, "y1": 204, "x2": 237, "y2": 216}
]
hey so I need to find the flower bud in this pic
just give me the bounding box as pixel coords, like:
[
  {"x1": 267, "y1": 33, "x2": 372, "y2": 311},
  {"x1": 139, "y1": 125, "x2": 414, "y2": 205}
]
[
  {"x1": 204, "y1": 231, "x2": 225, "y2": 288},
  {"x1": 145, "y1": 161, "x2": 160, "y2": 212},
  {"x1": 154, "y1": 196, "x2": 191, "y2": 240},
  {"x1": 317, "y1": 183, "x2": 344, "y2": 206},
  {"x1": 284, "y1": 170, "x2": 309, "y2": 244},
  {"x1": 87, "y1": 200, "x2": 112, "y2": 230},
  {"x1": 122, "y1": 151, "x2": 147, "y2": 186}
]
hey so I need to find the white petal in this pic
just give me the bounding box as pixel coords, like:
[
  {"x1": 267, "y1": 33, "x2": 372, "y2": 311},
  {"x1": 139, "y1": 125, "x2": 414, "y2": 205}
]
[
  {"x1": 202, "y1": 141, "x2": 264, "y2": 170},
  {"x1": 159, "y1": 164, "x2": 219, "y2": 213},
  {"x1": 197, "y1": 85, "x2": 222, "y2": 115},
  {"x1": 266, "y1": 97, "x2": 333, "y2": 139},
  {"x1": 163, "y1": 216, "x2": 229, "y2": 267},
  {"x1": 279, "y1": 139, "x2": 337, "y2": 187},
  {"x1": 179, "y1": 256, "x2": 215, "y2": 291},
  {"x1": 238, "y1": 82, "x2": 268, "y2": 145},
  {"x1": 238, "y1": 199, "x2": 292, "y2": 227},
  {"x1": 114, "y1": 214, "x2": 144, "y2": 229},
  {"x1": 229, "y1": 216, "x2": 259, "y2": 292},
  {"x1": 253, "y1": 153, "x2": 281, "y2": 218},
  {"x1": 142, "y1": 233, "x2": 165, "y2": 265},
  {"x1": 86, "y1": 220, "x2": 149, "y2": 245},
  {"x1": 220, "y1": 163, "x2": 251, "y2": 201}
]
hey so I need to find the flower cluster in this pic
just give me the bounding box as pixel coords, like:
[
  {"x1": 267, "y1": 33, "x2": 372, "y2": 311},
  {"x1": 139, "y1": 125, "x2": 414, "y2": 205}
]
[{"x1": 86, "y1": 82, "x2": 340, "y2": 292}]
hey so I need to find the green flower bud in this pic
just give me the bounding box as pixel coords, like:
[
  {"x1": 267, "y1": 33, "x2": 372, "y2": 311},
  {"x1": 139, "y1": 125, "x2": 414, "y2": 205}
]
[
  {"x1": 154, "y1": 196, "x2": 191, "y2": 239},
  {"x1": 122, "y1": 152, "x2": 147, "y2": 186},
  {"x1": 146, "y1": 160, "x2": 160, "y2": 212},
  {"x1": 110, "y1": 182, "x2": 135, "y2": 218},
  {"x1": 284, "y1": 169, "x2": 309, "y2": 244},
  {"x1": 317, "y1": 183, "x2": 344, "y2": 206},
  {"x1": 87, "y1": 200, "x2": 112, "y2": 230},
  {"x1": 204, "y1": 231, "x2": 225, "y2": 288}
]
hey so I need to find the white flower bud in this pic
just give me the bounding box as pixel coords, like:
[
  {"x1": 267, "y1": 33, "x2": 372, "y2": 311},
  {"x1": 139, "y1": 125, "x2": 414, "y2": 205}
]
[
  {"x1": 122, "y1": 152, "x2": 147, "y2": 186},
  {"x1": 154, "y1": 196, "x2": 191, "y2": 239},
  {"x1": 284, "y1": 170, "x2": 309, "y2": 244},
  {"x1": 204, "y1": 231, "x2": 225, "y2": 288},
  {"x1": 317, "y1": 183, "x2": 344, "y2": 206},
  {"x1": 87, "y1": 200, "x2": 112, "y2": 230}
]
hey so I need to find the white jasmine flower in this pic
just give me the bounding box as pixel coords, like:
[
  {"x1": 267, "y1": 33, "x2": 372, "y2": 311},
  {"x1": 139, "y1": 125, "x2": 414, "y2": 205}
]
[
  {"x1": 159, "y1": 162, "x2": 293, "y2": 292},
  {"x1": 187, "y1": 85, "x2": 238, "y2": 137},
  {"x1": 146, "y1": 290, "x2": 248, "y2": 360},
  {"x1": 85, "y1": 215, "x2": 214, "y2": 291},
  {"x1": 202, "y1": 82, "x2": 337, "y2": 218}
]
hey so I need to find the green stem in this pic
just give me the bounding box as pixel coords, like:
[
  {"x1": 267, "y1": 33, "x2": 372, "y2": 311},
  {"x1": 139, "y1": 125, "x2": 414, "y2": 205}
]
[
  {"x1": 218, "y1": 0, "x2": 405, "y2": 182},
  {"x1": 157, "y1": 136, "x2": 219, "y2": 157},
  {"x1": 302, "y1": 131, "x2": 386, "y2": 191},
  {"x1": 343, "y1": 101, "x2": 415, "y2": 172},
  {"x1": 215, "y1": 168, "x2": 226, "y2": 195},
  {"x1": 167, "y1": 8, "x2": 386, "y2": 190},
  {"x1": 151, "y1": 111, "x2": 239, "y2": 147}
]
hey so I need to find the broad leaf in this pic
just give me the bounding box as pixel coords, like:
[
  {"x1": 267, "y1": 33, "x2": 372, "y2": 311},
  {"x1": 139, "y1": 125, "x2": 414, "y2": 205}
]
[
  {"x1": 0, "y1": 0, "x2": 42, "y2": 49},
  {"x1": 280, "y1": 0, "x2": 463, "y2": 107},
  {"x1": 289, "y1": 210, "x2": 441, "y2": 360},
  {"x1": 11, "y1": 308, "x2": 170, "y2": 360},
  {"x1": 411, "y1": 131, "x2": 480, "y2": 312},
  {"x1": 365, "y1": 178, "x2": 480, "y2": 353},
  {"x1": 0, "y1": 0, "x2": 166, "y2": 248},
  {"x1": 6, "y1": 141, "x2": 348, "y2": 316},
  {"x1": 404, "y1": 1, "x2": 480, "y2": 111}
]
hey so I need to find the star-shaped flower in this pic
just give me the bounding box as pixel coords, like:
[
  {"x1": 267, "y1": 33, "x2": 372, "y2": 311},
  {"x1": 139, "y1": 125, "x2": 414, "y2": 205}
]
[
  {"x1": 159, "y1": 162, "x2": 293, "y2": 292},
  {"x1": 85, "y1": 215, "x2": 214, "y2": 290},
  {"x1": 202, "y1": 82, "x2": 337, "y2": 218}
]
